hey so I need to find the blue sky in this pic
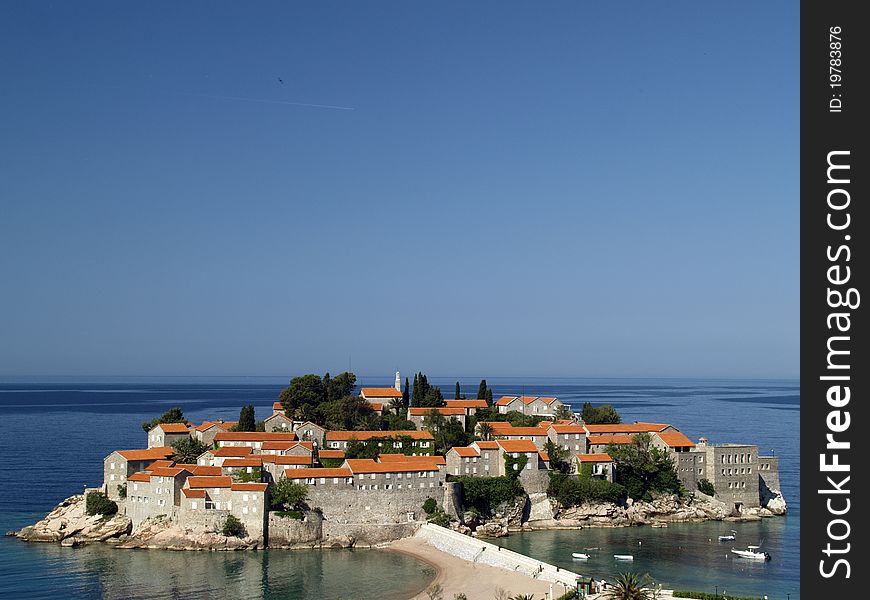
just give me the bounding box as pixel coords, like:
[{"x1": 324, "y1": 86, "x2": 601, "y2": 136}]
[{"x1": 0, "y1": 2, "x2": 798, "y2": 378}]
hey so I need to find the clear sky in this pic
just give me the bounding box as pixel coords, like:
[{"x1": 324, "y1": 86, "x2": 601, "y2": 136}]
[{"x1": 0, "y1": 2, "x2": 798, "y2": 379}]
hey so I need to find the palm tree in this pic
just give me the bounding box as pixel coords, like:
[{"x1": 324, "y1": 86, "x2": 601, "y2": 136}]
[
  {"x1": 508, "y1": 595, "x2": 536, "y2": 600},
  {"x1": 388, "y1": 396, "x2": 405, "y2": 416},
  {"x1": 603, "y1": 572, "x2": 655, "y2": 600},
  {"x1": 478, "y1": 422, "x2": 494, "y2": 441}
]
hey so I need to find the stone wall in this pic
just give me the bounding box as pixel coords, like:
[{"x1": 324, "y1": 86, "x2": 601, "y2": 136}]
[
  {"x1": 267, "y1": 511, "x2": 322, "y2": 547},
  {"x1": 758, "y1": 456, "x2": 781, "y2": 491}
]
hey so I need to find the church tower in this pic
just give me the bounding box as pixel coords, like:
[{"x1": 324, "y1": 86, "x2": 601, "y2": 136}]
[{"x1": 395, "y1": 370, "x2": 401, "y2": 391}]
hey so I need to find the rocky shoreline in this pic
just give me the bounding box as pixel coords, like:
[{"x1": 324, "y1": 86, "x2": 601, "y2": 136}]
[{"x1": 10, "y1": 488, "x2": 787, "y2": 550}]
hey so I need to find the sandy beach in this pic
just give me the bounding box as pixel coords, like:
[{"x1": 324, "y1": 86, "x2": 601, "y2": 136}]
[{"x1": 389, "y1": 537, "x2": 571, "y2": 600}]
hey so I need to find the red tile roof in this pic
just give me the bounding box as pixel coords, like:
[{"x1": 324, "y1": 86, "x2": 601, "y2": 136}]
[
  {"x1": 576, "y1": 453, "x2": 613, "y2": 463},
  {"x1": 344, "y1": 459, "x2": 441, "y2": 474},
  {"x1": 231, "y1": 483, "x2": 268, "y2": 492},
  {"x1": 317, "y1": 449, "x2": 345, "y2": 459},
  {"x1": 587, "y1": 434, "x2": 635, "y2": 445},
  {"x1": 264, "y1": 412, "x2": 293, "y2": 422},
  {"x1": 325, "y1": 430, "x2": 433, "y2": 441},
  {"x1": 260, "y1": 455, "x2": 313, "y2": 465},
  {"x1": 370, "y1": 403, "x2": 384, "y2": 412},
  {"x1": 538, "y1": 451, "x2": 550, "y2": 462},
  {"x1": 211, "y1": 446, "x2": 254, "y2": 457},
  {"x1": 272, "y1": 402, "x2": 284, "y2": 412},
  {"x1": 156, "y1": 423, "x2": 190, "y2": 434},
  {"x1": 222, "y1": 457, "x2": 264, "y2": 467},
  {"x1": 494, "y1": 427, "x2": 549, "y2": 437},
  {"x1": 194, "y1": 421, "x2": 235, "y2": 432},
  {"x1": 480, "y1": 421, "x2": 515, "y2": 430},
  {"x1": 378, "y1": 454, "x2": 446, "y2": 465},
  {"x1": 182, "y1": 488, "x2": 205, "y2": 498},
  {"x1": 497, "y1": 439, "x2": 539, "y2": 453},
  {"x1": 408, "y1": 407, "x2": 467, "y2": 416},
  {"x1": 538, "y1": 397, "x2": 558, "y2": 405},
  {"x1": 149, "y1": 466, "x2": 190, "y2": 477},
  {"x1": 451, "y1": 447, "x2": 480, "y2": 458},
  {"x1": 116, "y1": 448, "x2": 175, "y2": 461},
  {"x1": 444, "y1": 399, "x2": 488, "y2": 409},
  {"x1": 261, "y1": 441, "x2": 302, "y2": 451},
  {"x1": 187, "y1": 476, "x2": 233, "y2": 489},
  {"x1": 127, "y1": 472, "x2": 151, "y2": 482},
  {"x1": 360, "y1": 387, "x2": 403, "y2": 398},
  {"x1": 191, "y1": 465, "x2": 222, "y2": 476},
  {"x1": 214, "y1": 432, "x2": 298, "y2": 442},
  {"x1": 495, "y1": 396, "x2": 559, "y2": 407},
  {"x1": 473, "y1": 441, "x2": 500, "y2": 450},
  {"x1": 584, "y1": 423, "x2": 670, "y2": 434},
  {"x1": 144, "y1": 459, "x2": 174, "y2": 471},
  {"x1": 655, "y1": 431, "x2": 696, "y2": 448},
  {"x1": 495, "y1": 396, "x2": 519, "y2": 406},
  {"x1": 284, "y1": 468, "x2": 352, "y2": 479},
  {"x1": 549, "y1": 424, "x2": 587, "y2": 434}
]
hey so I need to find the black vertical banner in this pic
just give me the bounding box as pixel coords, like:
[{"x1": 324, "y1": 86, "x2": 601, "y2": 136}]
[{"x1": 802, "y1": 1, "x2": 868, "y2": 598}]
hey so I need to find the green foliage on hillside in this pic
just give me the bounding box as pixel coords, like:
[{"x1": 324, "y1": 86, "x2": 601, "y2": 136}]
[
  {"x1": 543, "y1": 439, "x2": 571, "y2": 474},
  {"x1": 472, "y1": 407, "x2": 546, "y2": 428},
  {"x1": 141, "y1": 406, "x2": 186, "y2": 432},
  {"x1": 345, "y1": 435, "x2": 433, "y2": 459},
  {"x1": 233, "y1": 467, "x2": 262, "y2": 483},
  {"x1": 607, "y1": 433, "x2": 682, "y2": 501},
  {"x1": 421, "y1": 409, "x2": 470, "y2": 454},
  {"x1": 170, "y1": 437, "x2": 209, "y2": 464},
  {"x1": 581, "y1": 402, "x2": 621, "y2": 424},
  {"x1": 270, "y1": 479, "x2": 309, "y2": 511},
  {"x1": 547, "y1": 472, "x2": 626, "y2": 506},
  {"x1": 222, "y1": 514, "x2": 244, "y2": 536},
  {"x1": 456, "y1": 476, "x2": 525, "y2": 517},
  {"x1": 85, "y1": 491, "x2": 118, "y2": 517},
  {"x1": 697, "y1": 478, "x2": 715, "y2": 496}
]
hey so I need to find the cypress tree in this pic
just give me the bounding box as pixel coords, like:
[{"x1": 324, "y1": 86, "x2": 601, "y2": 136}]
[
  {"x1": 485, "y1": 388, "x2": 493, "y2": 405},
  {"x1": 403, "y1": 377, "x2": 410, "y2": 408},
  {"x1": 477, "y1": 379, "x2": 488, "y2": 400},
  {"x1": 412, "y1": 373, "x2": 420, "y2": 406},
  {"x1": 238, "y1": 404, "x2": 256, "y2": 432},
  {"x1": 455, "y1": 382, "x2": 461, "y2": 400}
]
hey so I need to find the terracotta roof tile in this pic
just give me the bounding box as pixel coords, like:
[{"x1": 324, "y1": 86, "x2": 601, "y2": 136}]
[
  {"x1": 182, "y1": 488, "x2": 206, "y2": 498},
  {"x1": 156, "y1": 423, "x2": 190, "y2": 434},
  {"x1": 576, "y1": 453, "x2": 613, "y2": 463},
  {"x1": 473, "y1": 441, "x2": 500, "y2": 450},
  {"x1": 144, "y1": 459, "x2": 174, "y2": 471},
  {"x1": 231, "y1": 483, "x2": 268, "y2": 492},
  {"x1": 149, "y1": 466, "x2": 190, "y2": 477},
  {"x1": 186, "y1": 476, "x2": 232, "y2": 489},
  {"x1": 496, "y1": 439, "x2": 539, "y2": 453},
  {"x1": 655, "y1": 431, "x2": 696, "y2": 448},
  {"x1": 494, "y1": 427, "x2": 549, "y2": 437},
  {"x1": 495, "y1": 396, "x2": 519, "y2": 406},
  {"x1": 221, "y1": 457, "x2": 265, "y2": 468},
  {"x1": 444, "y1": 399, "x2": 488, "y2": 409},
  {"x1": 408, "y1": 407, "x2": 466, "y2": 416},
  {"x1": 211, "y1": 447, "x2": 254, "y2": 457},
  {"x1": 191, "y1": 465, "x2": 222, "y2": 476},
  {"x1": 538, "y1": 451, "x2": 550, "y2": 462},
  {"x1": 261, "y1": 441, "x2": 302, "y2": 451},
  {"x1": 584, "y1": 423, "x2": 670, "y2": 434},
  {"x1": 587, "y1": 434, "x2": 635, "y2": 445},
  {"x1": 127, "y1": 472, "x2": 151, "y2": 482},
  {"x1": 272, "y1": 402, "x2": 284, "y2": 412},
  {"x1": 284, "y1": 468, "x2": 352, "y2": 479},
  {"x1": 344, "y1": 459, "x2": 441, "y2": 474},
  {"x1": 214, "y1": 432, "x2": 298, "y2": 442},
  {"x1": 378, "y1": 454, "x2": 445, "y2": 465},
  {"x1": 116, "y1": 448, "x2": 175, "y2": 461},
  {"x1": 360, "y1": 387, "x2": 403, "y2": 398},
  {"x1": 370, "y1": 403, "x2": 384, "y2": 412},
  {"x1": 325, "y1": 430, "x2": 433, "y2": 441},
  {"x1": 317, "y1": 449, "x2": 345, "y2": 459},
  {"x1": 260, "y1": 455, "x2": 313, "y2": 465},
  {"x1": 451, "y1": 447, "x2": 480, "y2": 458},
  {"x1": 550, "y1": 424, "x2": 587, "y2": 434}
]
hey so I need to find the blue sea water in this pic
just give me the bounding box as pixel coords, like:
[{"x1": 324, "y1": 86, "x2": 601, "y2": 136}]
[{"x1": 0, "y1": 376, "x2": 799, "y2": 599}]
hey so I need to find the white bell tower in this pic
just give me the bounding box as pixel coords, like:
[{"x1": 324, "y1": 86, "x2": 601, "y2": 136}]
[{"x1": 395, "y1": 370, "x2": 401, "y2": 391}]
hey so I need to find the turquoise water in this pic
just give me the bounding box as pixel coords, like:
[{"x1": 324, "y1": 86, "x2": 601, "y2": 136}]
[{"x1": 0, "y1": 376, "x2": 799, "y2": 599}]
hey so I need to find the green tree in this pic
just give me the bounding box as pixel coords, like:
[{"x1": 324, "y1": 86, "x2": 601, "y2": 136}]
[
  {"x1": 477, "y1": 379, "x2": 488, "y2": 400},
  {"x1": 554, "y1": 404, "x2": 574, "y2": 421},
  {"x1": 607, "y1": 433, "x2": 682, "y2": 501},
  {"x1": 603, "y1": 572, "x2": 655, "y2": 600},
  {"x1": 279, "y1": 374, "x2": 326, "y2": 419},
  {"x1": 328, "y1": 372, "x2": 357, "y2": 401},
  {"x1": 581, "y1": 402, "x2": 622, "y2": 424},
  {"x1": 141, "y1": 406, "x2": 186, "y2": 432},
  {"x1": 697, "y1": 478, "x2": 715, "y2": 496},
  {"x1": 319, "y1": 395, "x2": 377, "y2": 431},
  {"x1": 543, "y1": 438, "x2": 571, "y2": 473},
  {"x1": 403, "y1": 377, "x2": 410, "y2": 407},
  {"x1": 85, "y1": 491, "x2": 118, "y2": 516},
  {"x1": 455, "y1": 382, "x2": 461, "y2": 400},
  {"x1": 222, "y1": 514, "x2": 245, "y2": 537},
  {"x1": 457, "y1": 476, "x2": 524, "y2": 517},
  {"x1": 238, "y1": 404, "x2": 256, "y2": 432},
  {"x1": 422, "y1": 497, "x2": 438, "y2": 515},
  {"x1": 477, "y1": 422, "x2": 494, "y2": 441},
  {"x1": 486, "y1": 388, "x2": 493, "y2": 405},
  {"x1": 270, "y1": 479, "x2": 309, "y2": 511},
  {"x1": 423, "y1": 409, "x2": 469, "y2": 454},
  {"x1": 345, "y1": 437, "x2": 381, "y2": 459},
  {"x1": 170, "y1": 437, "x2": 209, "y2": 464}
]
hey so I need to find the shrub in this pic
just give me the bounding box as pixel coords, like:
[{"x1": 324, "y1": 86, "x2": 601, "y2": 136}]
[
  {"x1": 422, "y1": 497, "x2": 438, "y2": 515},
  {"x1": 85, "y1": 491, "x2": 118, "y2": 517},
  {"x1": 673, "y1": 592, "x2": 765, "y2": 600},
  {"x1": 697, "y1": 479, "x2": 715, "y2": 496},
  {"x1": 271, "y1": 479, "x2": 309, "y2": 511},
  {"x1": 428, "y1": 510, "x2": 451, "y2": 527},
  {"x1": 548, "y1": 472, "x2": 626, "y2": 506},
  {"x1": 557, "y1": 592, "x2": 578, "y2": 600},
  {"x1": 503, "y1": 452, "x2": 528, "y2": 478},
  {"x1": 275, "y1": 510, "x2": 304, "y2": 520},
  {"x1": 117, "y1": 484, "x2": 127, "y2": 499},
  {"x1": 456, "y1": 476, "x2": 524, "y2": 517},
  {"x1": 222, "y1": 514, "x2": 245, "y2": 536}
]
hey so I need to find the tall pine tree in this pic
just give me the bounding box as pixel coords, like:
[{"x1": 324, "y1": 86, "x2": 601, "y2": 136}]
[
  {"x1": 403, "y1": 377, "x2": 410, "y2": 408},
  {"x1": 238, "y1": 404, "x2": 256, "y2": 432},
  {"x1": 455, "y1": 382, "x2": 461, "y2": 400},
  {"x1": 477, "y1": 379, "x2": 488, "y2": 400}
]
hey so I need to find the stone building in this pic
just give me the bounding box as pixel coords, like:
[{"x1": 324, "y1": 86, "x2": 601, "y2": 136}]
[
  {"x1": 408, "y1": 407, "x2": 467, "y2": 430},
  {"x1": 294, "y1": 421, "x2": 326, "y2": 447},
  {"x1": 359, "y1": 387, "x2": 403, "y2": 408},
  {"x1": 494, "y1": 395, "x2": 565, "y2": 417},
  {"x1": 264, "y1": 412, "x2": 294, "y2": 432},
  {"x1": 651, "y1": 431, "x2": 700, "y2": 491},
  {"x1": 443, "y1": 399, "x2": 488, "y2": 416},
  {"x1": 192, "y1": 421, "x2": 237, "y2": 447},
  {"x1": 324, "y1": 430, "x2": 435, "y2": 455},
  {"x1": 482, "y1": 423, "x2": 551, "y2": 450},
  {"x1": 446, "y1": 439, "x2": 542, "y2": 477},
  {"x1": 583, "y1": 422, "x2": 677, "y2": 436},
  {"x1": 197, "y1": 446, "x2": 254, "y2": 466},
  {"x1": 585, "y1": 434, "x2": 635, "y2": 454},
  {"x1": 547, "y1": 423, "x2": 587, "y2": 454},
  {"x1": 575, "y1": 453, "x2": 615, "y2": 482},
  {"x1": 147, "y1": 423, "x2": 191, "y2": 449},
  {"x1": 697, "y1": 441, "x2": 761, "y2": 510},
  {"x1": 213, "y1": 431, "x2": 298, "y2": 450},
  {"x1": 103, "y1": 447, "x2": 175, "y2": 499}
]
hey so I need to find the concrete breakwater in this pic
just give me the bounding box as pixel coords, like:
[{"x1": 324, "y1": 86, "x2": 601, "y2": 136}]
[{"x1": 415, "y1": 523, "x2": 581, "y2": 588}]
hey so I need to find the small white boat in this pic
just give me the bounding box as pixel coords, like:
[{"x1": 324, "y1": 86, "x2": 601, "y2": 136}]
[
  {"x1": 613, "y1": 554, "x2": 634, "y2": 560},
  {"x1": 572, "y1": 553, "x2": 590, "y2": 560},
  {"x1": 718, "y1": 530, "x2": 737, "y2": 542},
  {"x1": 730, "y1": 545, "x2": 771, "y2": 561}
]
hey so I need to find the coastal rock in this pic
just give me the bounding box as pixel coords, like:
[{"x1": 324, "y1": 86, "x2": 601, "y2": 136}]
[
  {"x1": 15, "y1": 495, "x2": 132, "y2": 544},
  {"x1": 329, "y1": 535, "x2": 355, "y2": 548},
  {"x1": 551, "y1": 493, "x2": 732, "y2": 528},
  {"x1": 760, "y1": 488, "x2": 788, "y2": 515},
  {"x1": 526, "y1": 493, "x2": 555, "y2": 523},
  {"x1": 475, "y1": 521, "x2": 509, "y2": 538},
  {"x1": 119, "y1": 518, "x2": 261, "y2": 550}
]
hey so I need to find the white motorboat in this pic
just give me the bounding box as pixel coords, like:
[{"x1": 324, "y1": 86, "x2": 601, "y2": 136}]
[
  {"x1": 613, "y1": 554, "x2": 634, "y2": 560},
  {"x1": 718, "y1": 530, "x2": 737, "y2": 542},
  {"x1": 572, "y1": 553, "x2": 590, "y2": 560},
  {"x1": 730, "y1": 545, "x2": 771, "y2": 561}
]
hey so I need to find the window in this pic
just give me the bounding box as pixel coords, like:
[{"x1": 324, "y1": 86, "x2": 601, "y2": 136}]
[
  {"x1": 110, "y1": 474, "x2": 115, "y2": 481},
  {"x1": 385, "y1": 484, "x2": 392, "y2": 490},
  {"x1": 429, "y1": 482, "x2": 435, "y2": 488},
  {"x1": 393, "y1": 442, "x2": 402, "y2": 448},
  {"x1": 371, "y1": 474, "x2": 376, "y2": 480},
  {"x1": 320, "y1": 478, "x2": 326, "y2": 484},
  {"x1": 484, "y1": 465, "x2": 490, "y2": 471},
  {"x1": 385, "y1": 473, "x2": 391, "y2": 479},
  {"x1": 110, "y1": 462, "x2": 115, "y2": 470},
  {"x1": 575, "y1": 434, "x2": 580, "y2": 440},
  {"x1": 191, "y1": 501, "x2": 197, "y2": 509},
  {"x1": 483, "y1": 453, "x2": 489, "y2": 460}
]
